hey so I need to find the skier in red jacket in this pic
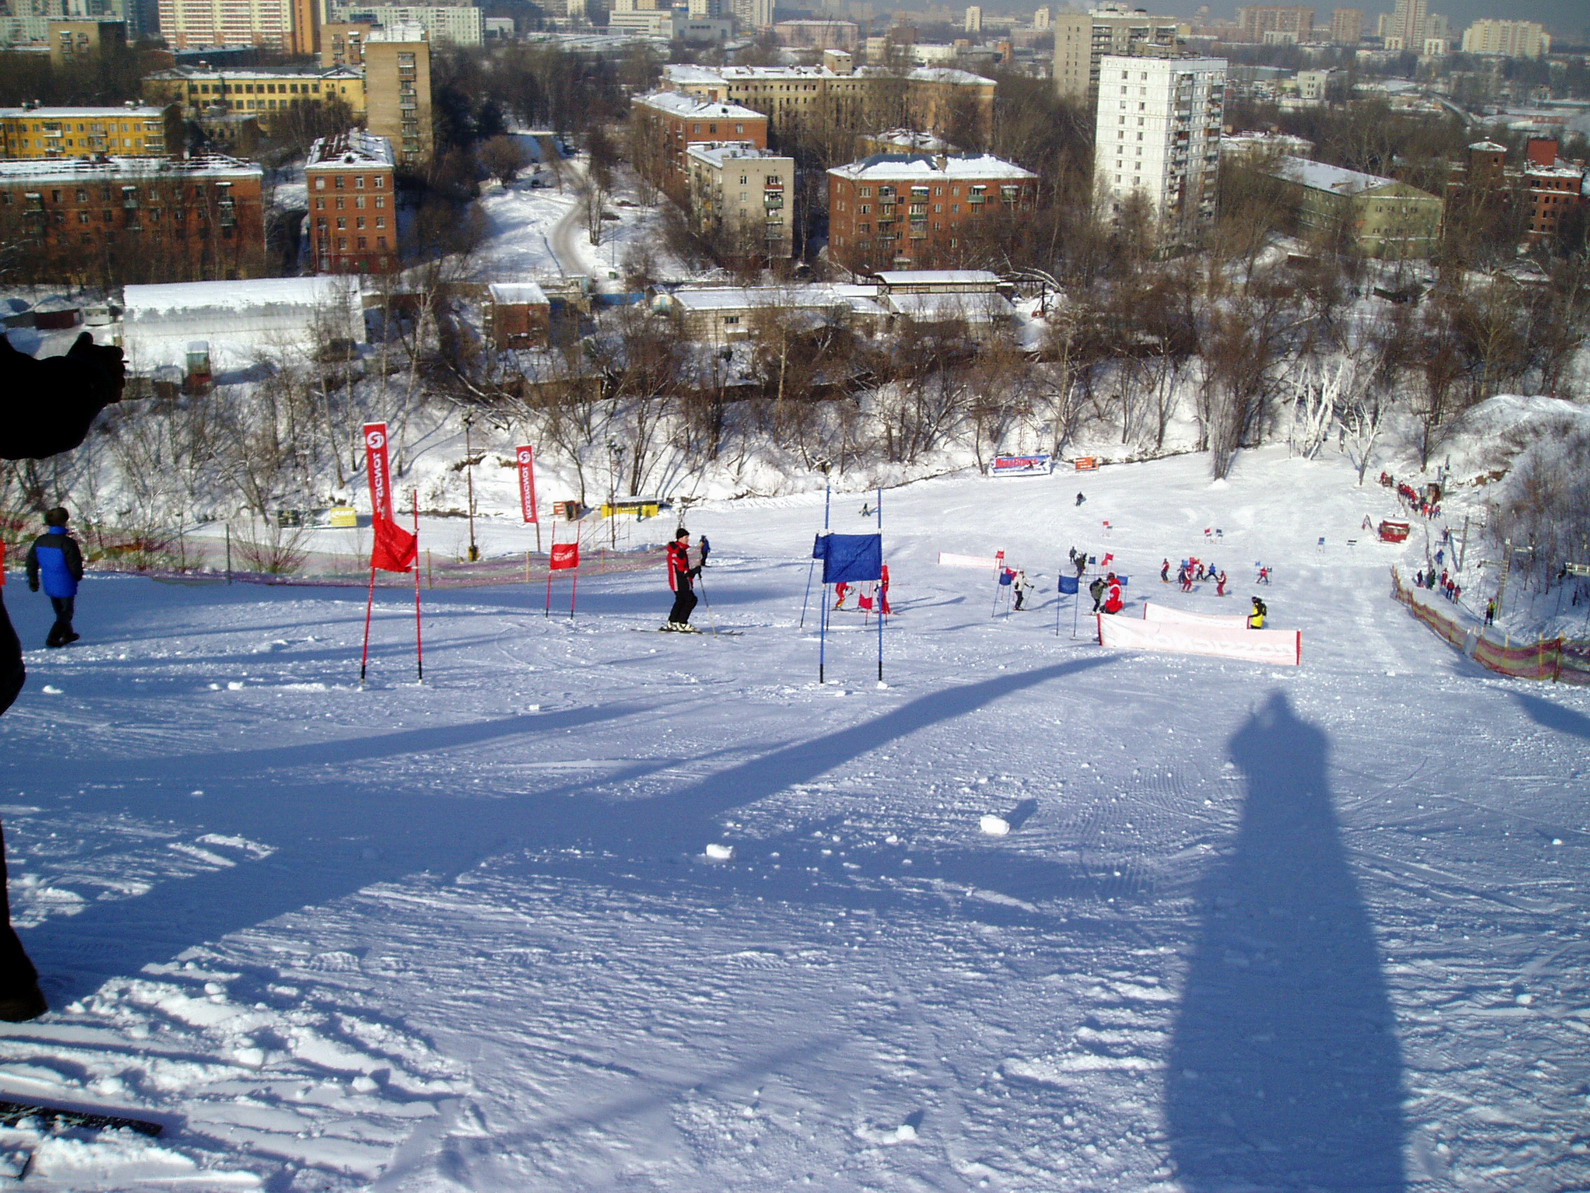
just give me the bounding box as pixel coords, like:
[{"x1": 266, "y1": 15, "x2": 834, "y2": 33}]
[{"x1": 663, "y1": 529, "x2": 700, "y2": 631}]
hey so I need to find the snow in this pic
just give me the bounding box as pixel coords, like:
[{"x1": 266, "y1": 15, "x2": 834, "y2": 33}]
[{"x1": 3, "y1": 445, "x2": 1588, "y2": 1190}]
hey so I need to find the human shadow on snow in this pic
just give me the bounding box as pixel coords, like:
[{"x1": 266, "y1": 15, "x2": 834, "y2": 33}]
[
  {"x1": 1165, "y1": 690, "x2": 1407, "y2": 1191},
  {"x1": 24, "y1": 659, "x2": 1111, "y2": 1004},
  {"x1": 1512, "y1": 690, "x2": 1590, "y2": 743}
]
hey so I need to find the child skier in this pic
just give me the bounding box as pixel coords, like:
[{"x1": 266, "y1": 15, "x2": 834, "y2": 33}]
[
  {"x1": 1013, "y1": 570, "x2": 1035, "y2": 611},
  {"x1": 1247, "y1": 596, "x2": 1267, "y2": 629}
]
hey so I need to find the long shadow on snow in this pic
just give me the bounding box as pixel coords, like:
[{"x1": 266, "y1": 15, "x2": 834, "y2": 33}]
[
  {"x1": 1165, "y1": 690, "x2": 1406, "y2": 1192},
  {"x1": 27, "y1": 659, "x2": 1110, "y2": 1003},
  {"x1": 1512, "y1": 690, "x2": 1590, "y2": 742}
]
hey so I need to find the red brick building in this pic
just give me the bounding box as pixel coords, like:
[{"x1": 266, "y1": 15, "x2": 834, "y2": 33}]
[
  {"x1": 0, "y1": 153, "x2": 265, "y2": 286},
  {"x1": 306, "y1": 129, "x2": 398, "y2": 274},
  {"x1": 630, "y1": 90, "x2": 769, "y2": 205},
  {"x1": 1523, "y1": 137, "x2": 1587, "y2": 247},
  {"x1": 827, "y1": 153, "x2": 1038, "y2": 272}
]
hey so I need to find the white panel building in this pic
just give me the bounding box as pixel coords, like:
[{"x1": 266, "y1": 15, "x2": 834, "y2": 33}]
[{"x1": 1092, "y1": 54, "x2": 1226, "y2": 243}]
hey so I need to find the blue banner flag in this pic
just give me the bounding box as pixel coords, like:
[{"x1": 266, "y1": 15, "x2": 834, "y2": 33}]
[
  {"x1": 818, "y1": 533, "x2": 883, "y2": 584},
  {"x1": 1058, "y1": 574, "x2": 1079, "y2": 594}
]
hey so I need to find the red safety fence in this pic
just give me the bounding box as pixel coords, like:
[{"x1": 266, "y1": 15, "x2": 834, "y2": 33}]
[{"x1": 1391, "y1": 567, "x2": 1590, "y2": 685}]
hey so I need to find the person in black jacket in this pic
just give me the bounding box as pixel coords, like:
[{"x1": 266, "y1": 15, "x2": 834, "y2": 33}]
[
  {"x1": 0, "y1": 331, "x2": 125, "y2": 1022},
  {"x1": 26, "y1": 507, "x2": 85, "y2": 648}
]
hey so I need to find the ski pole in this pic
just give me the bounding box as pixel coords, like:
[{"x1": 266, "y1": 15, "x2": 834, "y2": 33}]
[{"x1": 696, "y1": 573, "x2": 721, "y2": 637}]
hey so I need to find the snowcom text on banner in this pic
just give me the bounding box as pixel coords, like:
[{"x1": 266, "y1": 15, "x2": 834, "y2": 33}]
[{"x1": 517, "y1": 444, "x2": 538, "y2": 524}]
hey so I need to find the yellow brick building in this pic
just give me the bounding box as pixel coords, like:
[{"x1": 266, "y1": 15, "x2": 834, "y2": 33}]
[
  {"x1": 0, "y1": 105, "x2": 178, "y2": 159},
  {"x1": 143, "y1": 66, "x2": 367, "y2": 131}
]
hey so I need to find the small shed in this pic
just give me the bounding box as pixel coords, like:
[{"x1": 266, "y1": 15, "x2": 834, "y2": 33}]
[
  {"x1": 1378, "y1": 520, "x2": 1411, "y2": 543},
  {"x1": 486, "y1": 282, "x2": 553, "y2": 349}
]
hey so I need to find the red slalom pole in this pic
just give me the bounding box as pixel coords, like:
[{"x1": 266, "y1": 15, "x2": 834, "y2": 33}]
[
  {"x1": 360, "y1": 566, "x2": 377, "y2": 685},
  {"x1": 413, "y1": 491, "x2": 425, "y2": 683}
]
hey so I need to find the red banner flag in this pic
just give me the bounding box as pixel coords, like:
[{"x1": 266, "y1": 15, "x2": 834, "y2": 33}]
[
  {"x1": 549, "y1": 543, "x2": 579, "y2": 570},
  {"x1": 364, "y1": 421, "x2": 416, "y2": 573},
  {"x1": 364, "y1": 423, "x2": 395, "y2": 522},
  {"x1": 516, "y1": 444, "x2": 538, "y2": 524}
]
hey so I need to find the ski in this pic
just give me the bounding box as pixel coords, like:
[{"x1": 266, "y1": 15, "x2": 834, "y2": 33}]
[{"x1": 0, "y1": 1099, "x2": 164, "y2": 1137}]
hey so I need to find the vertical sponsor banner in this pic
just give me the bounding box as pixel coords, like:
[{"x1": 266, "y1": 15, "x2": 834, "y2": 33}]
[
  {"x1": 364, "y1": 422, "x2": 395, "y2": 523},
  {"x1": 517, "y1": 445, "x2": 539, "y2": 524}
]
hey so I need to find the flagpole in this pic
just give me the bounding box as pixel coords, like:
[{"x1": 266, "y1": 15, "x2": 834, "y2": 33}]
[
  {"x1": 875, "y1": 484, "x2": 883, "y2": 683},
  {"x1": 800, "y1": 472, "x2": 831, "y2": 631},
  {"x1": 413, "y1": 490, "x2": 424, "y2": 683},
  {"x1": 545, "y1": 526, "x2": 556, "y2": 617},
  {"x1": 360, "y1": 566, "x2": 377, "y2": 686}
]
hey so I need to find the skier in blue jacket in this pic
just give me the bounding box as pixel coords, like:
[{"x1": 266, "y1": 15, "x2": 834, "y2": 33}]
[{"x1": 26, "y1": 507, "x2": 84, "y2": 648}]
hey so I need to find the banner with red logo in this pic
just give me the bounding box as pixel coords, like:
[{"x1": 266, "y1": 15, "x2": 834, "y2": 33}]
[
  {"x1": 549, "y1": 543, "x2": 579, "y2": 570},
  {"x1": 516, "y1": 444, "x2": 538, "y2": 524},
  {"x1": 363, "y1": 421, "x2": 416, "y2": 573}
]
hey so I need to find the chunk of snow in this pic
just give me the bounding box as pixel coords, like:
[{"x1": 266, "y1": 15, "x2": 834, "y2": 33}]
[
  {"x1": 705, "y1": 843, "x2": 735, "y2": 861},
  {"x1": 980, "y1": 815, "x2": 1011, "y2": 836}
]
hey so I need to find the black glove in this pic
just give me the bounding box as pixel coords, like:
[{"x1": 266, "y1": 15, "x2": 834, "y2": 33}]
[{"x1": 66, "y1": 332, "x2": 126, "y2": 404}]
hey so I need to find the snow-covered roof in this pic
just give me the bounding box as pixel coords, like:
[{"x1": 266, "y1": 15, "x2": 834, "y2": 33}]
[
  {"x1": 1468, "y1": 140, "x2": 1508, "y2": 152},
  {"x1": 686, "y1": 141, "x2": 790, "y2": 167},
  {"x1": 1271, "y1": 154, "x2": 1412, "y2": 197},
  {"x1": 874, "y1": 270, "x2": 1001, "y2": 288},
  {"x1": 633, "y1": 90, "x2": 764, "y2": 122},
  {"x1": 488, "y1": 282, "x2": 550, "y2": 306},
  {"x1": 308, "y1": 130, "x2": 395, "y2": 168},
  {"x1": 0, "y1": 153, "x2": 261, "y2": 183},
  {"x1": 828, "y1": 153, "x2": 1037, "y2": 183},
  {"x1": 125, "y1": 276, "x2": 362, "y2": 316},
  {"x1": 0, "y1": 105, "x2": 168, "y2": 119},
  {"x1": 883, "y1": 291, "x2": 1014, "y2": 322},
  {"x1": 859, "y1": 65, "x2": 992, "y2": 86}
]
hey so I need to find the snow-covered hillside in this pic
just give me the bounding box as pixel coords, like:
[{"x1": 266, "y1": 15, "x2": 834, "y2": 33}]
[{"x1": 2, "y1": 447, "x2": 1586, "y2": 1191}]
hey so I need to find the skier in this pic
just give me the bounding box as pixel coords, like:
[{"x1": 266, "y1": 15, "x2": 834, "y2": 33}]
[
  {"x1": 697, "y1": 535, "x2": 711, "y2": 568},
  {"x1": 1075, "y1": 492, "x2": 1086, "y2": 507},
  {"x1": 879, "y1": 565, "x2": 893, "y2": 616},
  {"x1": 1161, "y1": 558, "x2": 1170, "y2": 583},
  {"x1": 1485, "y1": 598, "x2": 1496, "y2": 626},
  {"x1": 1216, "y1": 570, "x2": 1228, "y2": 597},
  {"x1": 1257, "y1": 566, "x2": 1271, "y2": 585},
  {"x1": 25, "y1": 507, "x2": 83, "y2": 648},
  {"x1": 1180, "y1": 565, "x2": 1194, "y2": 593},
  {"x1": 833, "y1": 581, "x2": 851, "y2": 610},
  {"x1": 1088, "y1": 576, "x2": 1107, "y2": 613},
  {"x1": 1013, "y1": 570, "x2": 1035, "y2": 611},
  {"x1": 1248, "y1": 596, "x2": 1267, "y2": 629},
  {"x1": 1074, "y1": 553, "x2": 1087, "y2": 580},
  {"x1": 1103, "y1": 575, "x2": 1124, "y2": 615},
  {"x1": 662, "y1": 528, "x2": 700, "y2": 631}
]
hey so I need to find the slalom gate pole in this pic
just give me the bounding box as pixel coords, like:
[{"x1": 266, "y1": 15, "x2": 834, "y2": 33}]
[
  {"x1": 1072, "y1": 585, "x2": 1081, "y2": 638},
  {"x1": 1055, "y1": 581, "x2": 1061, "y2": 638},
  {"x1": 800, "y1": 476, "x2": 831, "y2": 630},
  {"x1": 876, "y1": 484, "x2": 884, "y2": 683},
  {"x1": 545, "y1": 528, "x2": 555, "y2": 617},
  {"x1": 819, "y1": 573, "x2": 828, "y2": 685},
  {"x1": 570, "y1": 576, "x2": 578, "y2": 619},
  {"x1": 413, "y1": 491, "x2": 424, "y2": 683},
  {"x1": 360, "y1": 566, "x2": 377, "y2": 685}
]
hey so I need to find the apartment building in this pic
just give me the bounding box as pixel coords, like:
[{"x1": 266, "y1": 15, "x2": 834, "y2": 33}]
[
  {"x1": 306, "y1": 129, "x2": 398, "y2": 274},
  {"x1": 1460, "y1": 19, "x2": 1550, "y2": 58},
  {"x1": 663, "y1": 63, "x2": 996, "y2": 146},
  {"x1": 773, "y1": 18, "x2": 858, "y2": 50},
  {"x1": 1053, "y1": 4, "x2": 1181, "y2": 107},
  {"x1": 1523, "y1": 137, "x2": 1586, "y2": 245},
  {"x1": 47, "y1": 20, "x2": 126, "y2": 67},
  {"x1": 320, "y1": 21, "x2": 373, "y2": 65},
  {"x1": 0, "y1": 105, "x2": 177, "y2": 159},
  {"x1": 156, "y1": 0, "x2": 319, "y2": 55},
  {"x1": 631, "y1": 90, "x2": 770, "y2": 203},
  {"x1": 363, "y1": 27, "x2": 432, "y2": 166},
  {"x1": 1328, "y1": 8, "x2": 1363, "y2": 44},
  {"x1": 327, "y1": 2, "x2": 485, "y2": 46},
  {"x1": 827, "y1": 152, "x2": 1038, "y2": 272},
  {"x1": 1267, "y1": 155, "x2": 1444, "y2": 258},
  {"x1": 686, "y1": 141, "x2": 795, "y2": 261},
  {"x1": 1234, "y1": 6, "x2": 1314, "y2": 42},
  {"x1": 1092, "y1": 55, "x2": 1227, "y2": 243},
  {"x1": 0, "y1": 154, "x2": 265, "y2": 284},
  {"x1": 143, "y1": 66, "x2": 367, "y2": 132}
]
